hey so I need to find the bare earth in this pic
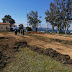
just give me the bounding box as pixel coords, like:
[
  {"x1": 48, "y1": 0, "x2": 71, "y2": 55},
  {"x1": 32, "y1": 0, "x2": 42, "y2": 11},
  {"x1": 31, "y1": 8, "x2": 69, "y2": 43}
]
[
  {"x1": 0, "y1": 32, "x2": 72, "y2": 59},
  {"x1": 34, "y1": 33, "x2": 72, "y2": 41}
]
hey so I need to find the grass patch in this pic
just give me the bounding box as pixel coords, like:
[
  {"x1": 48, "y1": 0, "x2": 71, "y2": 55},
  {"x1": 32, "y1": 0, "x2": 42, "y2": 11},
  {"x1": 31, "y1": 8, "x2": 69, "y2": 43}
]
[{"x1": 3, "y1": 47, "x2": 72, "y2": 72}]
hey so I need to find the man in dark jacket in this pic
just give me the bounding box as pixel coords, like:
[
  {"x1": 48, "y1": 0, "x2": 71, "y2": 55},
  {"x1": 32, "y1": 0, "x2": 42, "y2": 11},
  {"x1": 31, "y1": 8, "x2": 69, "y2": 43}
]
[
  {"x1": 15, "y1": 29, "x2": 17, "y2": 35},
  {"x1": 21, "y1": 29, "x2": 22, "y2": 35},
  {"x1": 23, "y1": 29, "x2": 25, "y2": 35}
]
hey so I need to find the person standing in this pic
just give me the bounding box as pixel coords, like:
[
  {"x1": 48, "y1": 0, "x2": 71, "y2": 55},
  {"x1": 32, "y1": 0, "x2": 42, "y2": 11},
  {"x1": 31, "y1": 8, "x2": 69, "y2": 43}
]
[
  {"x1": 21, "y1": 29, "x2": 22, "y2": 35},
  {"x1": 15, "y1": 29, "x2": 17, "y2": 35},
  {"x1": 18, "y1": 29, "x2": 20, "y2": 34},
  {"x1": 23, "y1": 29, "x2": 25, "y2": 35}
]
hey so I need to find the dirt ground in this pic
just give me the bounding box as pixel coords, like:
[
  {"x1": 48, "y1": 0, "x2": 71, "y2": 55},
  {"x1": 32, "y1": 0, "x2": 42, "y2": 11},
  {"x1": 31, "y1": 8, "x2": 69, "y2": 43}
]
[
  {"x1": 32, "y1": 33, "x2": 72, "y2": 55},
  {"x1": 0, "y1": 32, "x2": 71, "y2": 58},
  {"x1": 1, "y1": 32, "x2": 72, "y2": 70},
  {"x1": 34, "y1": 33, "x2": 72, "y2": 41},
  {"x1": 0, "y1": 32, "x2": 72, "y2": 58}
]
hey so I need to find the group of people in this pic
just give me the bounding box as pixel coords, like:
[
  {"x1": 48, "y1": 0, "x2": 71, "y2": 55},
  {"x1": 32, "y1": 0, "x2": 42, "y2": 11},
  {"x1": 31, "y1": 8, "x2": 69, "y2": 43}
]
[{"x1": 15, "y1": 29, "x2": 25, "y2": 35}]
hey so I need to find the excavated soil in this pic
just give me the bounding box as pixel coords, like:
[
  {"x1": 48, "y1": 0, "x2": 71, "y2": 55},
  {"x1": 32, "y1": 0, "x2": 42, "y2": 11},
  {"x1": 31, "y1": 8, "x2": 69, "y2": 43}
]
[
  {"x1": 28, "y1": 45, "x2": 72, "y2": 64},
  {"x1": 26, "y1": 31, "x2": 44, "y2": 35},
  {"x1": 0, "y1": 34, "x2": 28, "y2": 70},
  {"x1": 1, "y1": 32, "x2": 72, "y2": 70},
  {"x1": 0, "y1": 36, "x2": 16, "y2": 70},
  {"x1": 0, "y1": 37, "x2": 10, "y2": 69},
  {"x1": 11, "y1": 40, "x2": 72, "y2": 64},
  {"x1": 0, "y1": 51, "x2": 10, "y2": 69}
]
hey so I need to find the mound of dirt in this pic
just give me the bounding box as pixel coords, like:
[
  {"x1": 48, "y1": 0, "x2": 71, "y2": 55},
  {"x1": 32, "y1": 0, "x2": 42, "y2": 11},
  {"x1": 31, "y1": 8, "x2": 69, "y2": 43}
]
[
  {"x1": 51, "y1": 38, "x2": 63, "y2": 42},
  {"x1": 33, "y1": 31, "x2": 44, "y2": 34},
  {"x1": 0, "y1": 44, "x2": 9, "y2": 52},
  {"x1": 28, "y1": 46, "x2": 44, "y2": 53},
  {"x1": 0, "y1": 52, "x2": 9, "y2": 69},
  {"x1": 27, "y1": 31, "x2": 44, "y2": 35},
  {"x1": 13, "y1": 41, "x2": 28, "y2": 51},
  {"x1": 15, "y1": 41, "x2": 27, "y2": 47},
  {"x1": 50, "y1": 38, "x2": 72, "y2": 45},
  {"x1": 43, "y1": 48, "x2": 72, "y2": 64},
  {"x1": 28, "y1": 45, "x2": 72, "y2": 64},
  {"x1": 0, "y1": 37, "x2": 8, "y2": 40}
]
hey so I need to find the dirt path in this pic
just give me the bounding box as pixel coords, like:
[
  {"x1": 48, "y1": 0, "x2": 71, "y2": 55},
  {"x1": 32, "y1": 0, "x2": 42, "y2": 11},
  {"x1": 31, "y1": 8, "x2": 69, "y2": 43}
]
[
  {"x1": 4, "y1": 32, "x2": 72, "y2": 59},
  {"x1": 34, "y1": 34, "x2": 72, "y2": 41}
]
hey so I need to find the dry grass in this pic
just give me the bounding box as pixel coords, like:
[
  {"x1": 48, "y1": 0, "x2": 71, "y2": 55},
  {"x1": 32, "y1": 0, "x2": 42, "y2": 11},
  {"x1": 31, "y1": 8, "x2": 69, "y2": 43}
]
[{"x1": 3, "y1": 47, "x2": 72, "y2": 72}]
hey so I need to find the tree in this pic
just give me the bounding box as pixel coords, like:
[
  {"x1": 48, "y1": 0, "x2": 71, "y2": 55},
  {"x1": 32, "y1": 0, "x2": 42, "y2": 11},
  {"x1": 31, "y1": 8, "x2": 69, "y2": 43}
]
[
  {"x1": 27, "y1": 11, "x2": 41, "y2": 32},
  {"x1": 53, "y1": 0, "x2": 62, "y2": 33},
  {"x1": 54, "y1": 0, "x2": 72, "y2": 34},
  {"x1": 67, "y1": 23, "x2": 70, "y2": 33},
  {"x1": 19, "y1": 24, "x2": 24, "y2": 30},
  {"x1": 45, "y1": 2, "x2": 56, "y2": 33},
  {"x1": 61, "y1": 0, "x2": 72, "y2": 34},
  {"x1": 10, "y1": 19, "x2": 15, "y2": 27},
  {"x1": 2, "y1": 15, "x2": 15, "y2": 27},
  {"x1": 45, "y1": 0, "x2": 72, "y2": 34}
]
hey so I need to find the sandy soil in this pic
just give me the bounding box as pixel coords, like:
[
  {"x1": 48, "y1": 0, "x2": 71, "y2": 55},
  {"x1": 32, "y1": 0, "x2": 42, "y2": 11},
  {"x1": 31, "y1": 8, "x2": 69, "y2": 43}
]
[
  {"x1": 34, "y1": 34, "x2": 72, "y2": 41},
  {"x1": 0, "y1": 32, "x2": 72, "y2": 59}
]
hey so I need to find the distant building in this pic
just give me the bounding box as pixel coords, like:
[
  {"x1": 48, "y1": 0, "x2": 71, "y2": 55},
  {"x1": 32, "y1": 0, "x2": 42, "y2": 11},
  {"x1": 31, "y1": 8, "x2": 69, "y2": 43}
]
[
  {"x1": 0, "y1": 23, "x2": 10, "y2": 31},
  {"x1": 11, "y1": 25, "x2": 17, "y2": 27},
  {"x1": 0, "y1": 23, "x2": 17, "y2": 31}
]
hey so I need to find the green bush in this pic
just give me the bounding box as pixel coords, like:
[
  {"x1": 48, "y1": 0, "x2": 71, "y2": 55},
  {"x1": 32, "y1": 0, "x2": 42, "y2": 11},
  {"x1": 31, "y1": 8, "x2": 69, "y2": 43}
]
[
  {"x1": 10, "y1": 28, "x2": 14, "y2": 31},
  {"x1": 26, "y1": 27, "x2": 32, "y2": 31}
]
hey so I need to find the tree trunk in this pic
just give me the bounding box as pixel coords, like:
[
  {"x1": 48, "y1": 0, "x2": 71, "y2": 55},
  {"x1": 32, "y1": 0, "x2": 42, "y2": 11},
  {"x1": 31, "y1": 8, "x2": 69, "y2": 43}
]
[
  {"x1": 57, "y1": 27, "x2": 59, "y2": 34},
  {"x1": 67, "y1": 25, "x2": 69, "y2": 33},
  {"x1": 57, "y1": 25, "x2": 60, "y2": 34},
  {"x1": 52, "y1": 25, "x2": 54, "y2": 33},
  {"x1": 65, "y1": 26, "x2": 67, "y2": 34},
  {"x1": 36, "y1": 28, "x2": 38, "y2": 32},
  {"x1": 67, "y1": 27, "x2": 68, "y2": 33},
  {"x1": 60, "y1": 27, "x2": 62, "y2": 32}
]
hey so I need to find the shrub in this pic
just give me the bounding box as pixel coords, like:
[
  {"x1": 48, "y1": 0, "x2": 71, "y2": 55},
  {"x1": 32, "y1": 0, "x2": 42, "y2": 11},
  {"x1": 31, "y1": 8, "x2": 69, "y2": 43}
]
[
  {"x1": 10, "y1": 28, "x2": 14, "y2": 31},
  {"x1": 26, "y1": 27, "x2": 32, "y2": 31}
]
